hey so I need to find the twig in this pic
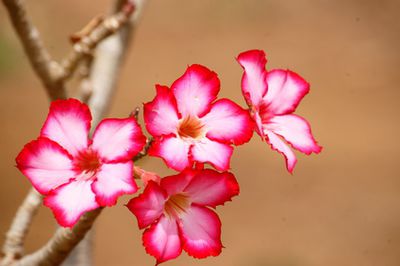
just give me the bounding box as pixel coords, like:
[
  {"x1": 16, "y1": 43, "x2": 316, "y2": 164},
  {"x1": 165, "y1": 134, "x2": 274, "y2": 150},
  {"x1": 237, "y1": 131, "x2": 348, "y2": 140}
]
[
  {"x1": 130, "y1": 106, "x2": 141, "y2": 121},
  {"x1": 63, "y1": 3, "x2": 147, "y2": 263},
  {"x1": 60, "y1": 2, "x2": 135, "y2": 81},
  {"x1": 1, "y1": 189, "x2": 42, "y2": 266},
  {"x1": 14, "y1": 209, "x2": 102, "y2": 266},
  {"x1": 88, "y1": 0, "x2": 147, "y2": 127},
  {"x1": 75, "y1": 55, "x2": 94, "y2": 104},
  {"x1": 1, "y1": 0, "x2": 148, "y2": 265},
  {"x1": 134, "y1": 137, "x2": 153, "y2": 162},
  {"x1": 2, "y1": 0, "x2": 66, "y2": 100}
]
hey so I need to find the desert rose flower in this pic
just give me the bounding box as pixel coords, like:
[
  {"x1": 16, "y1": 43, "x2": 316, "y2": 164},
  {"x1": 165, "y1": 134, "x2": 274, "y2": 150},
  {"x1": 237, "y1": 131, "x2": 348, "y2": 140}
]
[
  {"x1": 144, "y1": 64, "x2": 253, "y2": 172},
  {"x1": 16, "y1": 99, "x2": 146, "y2": 227},
  {"x1": 127, "y1": 169, "x2": 239, "y2": 265},
  {"x1": 237, "y1": 50, "x2": 322, "y2": 173}
]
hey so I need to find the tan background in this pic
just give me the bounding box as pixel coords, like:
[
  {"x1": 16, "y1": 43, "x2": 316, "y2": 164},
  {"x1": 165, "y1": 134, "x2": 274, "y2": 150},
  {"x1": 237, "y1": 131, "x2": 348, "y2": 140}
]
[{"x1": 1, "y1": 0, "x2": 400, "y2": 265}]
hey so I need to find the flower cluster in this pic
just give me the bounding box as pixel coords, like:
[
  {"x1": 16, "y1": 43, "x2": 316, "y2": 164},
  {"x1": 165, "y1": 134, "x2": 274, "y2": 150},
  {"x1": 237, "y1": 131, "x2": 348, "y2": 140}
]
[{"x1": 16, "y1": 49, "x2": 321, "y2": 264}]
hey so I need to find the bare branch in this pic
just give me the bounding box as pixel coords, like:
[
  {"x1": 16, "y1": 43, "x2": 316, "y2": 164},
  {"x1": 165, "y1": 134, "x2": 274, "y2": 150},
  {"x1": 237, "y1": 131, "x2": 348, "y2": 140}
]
[
  {"x1": 2, "y1": 0, "x2": 66, "y2": 100},
  {"x1": 14, "y1": 209, "x2": 102, "y2": 266},
  {"x1": 74, "y1": 55, "x2": 94, "y2": 104},
  {"x1": 1, "y1": 0, "x2": 148, "y2": 265},
  {"x1": 134, "y1": 137, "x2": 153, "y2": 162},
  {"x1": 1, "y1": 189, "x2": 42, "y2": 265},
  {"x1": 88, "y1": 0, "x2": 147, "y2": 126},
  {"x1": 60, "y1": 2, "x2": 135, "y2": 81}
]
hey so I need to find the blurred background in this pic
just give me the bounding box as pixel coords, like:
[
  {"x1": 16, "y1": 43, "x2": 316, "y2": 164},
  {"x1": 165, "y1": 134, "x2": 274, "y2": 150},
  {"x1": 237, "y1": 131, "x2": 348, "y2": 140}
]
[{"x1": 1, "y1": 0, "x2": 400, "y2": 265}]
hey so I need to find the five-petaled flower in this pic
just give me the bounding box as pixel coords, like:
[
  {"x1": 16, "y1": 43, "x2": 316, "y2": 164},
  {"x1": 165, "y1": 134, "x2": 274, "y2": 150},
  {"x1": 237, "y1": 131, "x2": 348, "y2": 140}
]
[
  {"x1": 237, "y1": 49, "x2": 322, "y2": 173},
  {"x1": 144, "y1": 64, "x2": 253, "y2": 172},
  {"x1": 127, "y1": 169, "x2": 239, "y2": 265},
  {"x1": 16, "y1": 99, "x2": 146, "y2": 227}
]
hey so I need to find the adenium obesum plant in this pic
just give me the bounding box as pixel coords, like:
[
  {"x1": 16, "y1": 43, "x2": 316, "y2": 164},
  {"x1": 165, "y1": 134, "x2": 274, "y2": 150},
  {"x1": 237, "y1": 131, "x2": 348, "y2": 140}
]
[
  {"x1": 144, "y1": 64, "x2": 253, "y2": 171},
  {"x1": 15, "y1": 49, "x2": 321, "y2": 265},
  {"x1": 237, "y1": 50, "x2": 322, "y2": 173},
  {"x1": 16, "y1": 99, "x2": 146, "y2": 227},
  {"x1": 127, "y1": 169, "x2": 239, "y2": 264}
]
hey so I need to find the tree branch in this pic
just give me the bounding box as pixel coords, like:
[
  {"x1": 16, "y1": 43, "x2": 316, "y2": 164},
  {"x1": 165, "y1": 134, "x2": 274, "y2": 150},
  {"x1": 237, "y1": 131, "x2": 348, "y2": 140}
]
[
  {"x1": 0, "y1": 1, "x2": 148, "y2": 265},
  {"x1": 1, "y1": 189, "x2": 42, "y2": 266},
  {"x1": 2, "y1": 0, "x2": 66, "y2": 100},
  {"x1": 134, "y1": 137, "x2": 153, "y2": 162},
  {"x1": 88, "y1": 0, "x2": 146, "y2": 126},
  {"x1": 60, "y1": 2, "x2": 135, "y2": 81},
  {"x1": 14, "y1": 209, "x2": 102, "y2": 266}
]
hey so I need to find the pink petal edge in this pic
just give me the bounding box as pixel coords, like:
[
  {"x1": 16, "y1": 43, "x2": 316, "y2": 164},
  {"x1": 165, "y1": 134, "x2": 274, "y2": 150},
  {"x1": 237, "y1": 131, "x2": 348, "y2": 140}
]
[
  {"x1": 92, "y1": 117, "x2": 146, "y2": 162},
  {"x1": 266, "y1": 114, "x2": 322, "y2": 155},
  {"x1": 191, "y1": 138, "x2": 233, "y2": 171},
  {"x1": 144, "y1": 85, "x2": 180, "y2": 137},
  {"x1": 16, "y1": 137, "x2": 75, "y2": 194},
  {"x1": 43, "y1": 180, "x2": 99, "y2": 228},
  {"x1": 237, "y1": 49, "x2": 268, "y2": 107},
  {"x1": 126, "y1": 181, "x2": 167, "y2": 229},
  {"x1": 202, "y1": 98, "x2": 254, "y2": 145},
  {"x1": 263, "y1": 69, "x2": 310, "y2": 115},
  {"x1": 265, "y1": 130, "x2": 297, "y2": 173},
  {"x1": 92, "y1": 161, "x2": 137, "y2": 207},
  {"x1": 40, "y1": 99, "x2": 91, "y2": 156},
  {"x1": 179, "y1": 205, "x2": 222, "y2": 259},
  {"x1": 183, "y1": 169, "x2": 240, "y2": 208},
  {"x1": 149, "y1": 136, "x2": 192, "y2": 171},
  {"x1": 143, "y1": 215, "x2": 182, "y2": 265},
  {"x1": 171, "y1": 64, "x2": 220, "y2": 117}
]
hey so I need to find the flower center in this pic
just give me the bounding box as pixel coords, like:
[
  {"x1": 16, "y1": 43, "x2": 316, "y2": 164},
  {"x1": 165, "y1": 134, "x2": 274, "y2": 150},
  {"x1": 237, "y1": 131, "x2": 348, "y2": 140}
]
[
  {"x1": 74, "y1": 149, "x2": 101, "y2": 180},
  {"x1": 164, "y1": 193, "x2": 190, "y2": 218},
  {"x1": 257, "y1": 102, "x2": 271, "y2": 123},
  {"x1": 178, "y1": 116, "x2": 204, "y2": 139}
]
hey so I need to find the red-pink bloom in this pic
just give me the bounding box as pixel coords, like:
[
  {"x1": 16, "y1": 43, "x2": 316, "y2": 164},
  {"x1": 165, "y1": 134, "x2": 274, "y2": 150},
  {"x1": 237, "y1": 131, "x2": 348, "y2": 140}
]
[
  {"x1": 127, "y1": 169, "x2": 239, "y2": 265},
  {"x1": 237, "y1": 50, "x2": 322, "y2": 173},
  {"x1": 144, "y1": 64, "x2": 253, "y2": 172},
  {"x1": 16, "y1": 99, "x2": 146, "y2": 227}
]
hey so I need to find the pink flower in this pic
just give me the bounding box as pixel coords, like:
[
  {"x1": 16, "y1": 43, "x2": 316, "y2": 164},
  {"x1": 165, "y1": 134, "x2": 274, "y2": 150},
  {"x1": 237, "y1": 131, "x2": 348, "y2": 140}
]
[
  {"x1": 237, "y1": 50, "x2": 322, "y2": 173},
  {"x1": 16, "y1": 99, "x2": 146, "y2": 227},
  {"x1": 144, "y1": 64, "x2": 253, "y2": 172},
  {"x1": 127, "y1": 169, "x2": 239, "y2": 265}
]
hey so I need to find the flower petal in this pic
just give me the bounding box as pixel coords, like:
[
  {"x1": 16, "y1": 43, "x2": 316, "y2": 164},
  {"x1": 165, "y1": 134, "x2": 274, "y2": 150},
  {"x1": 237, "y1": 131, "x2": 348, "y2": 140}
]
[
  {"x1": 16, "y1": 137, "x2": 75, "y2": 194},
  {"x1": 144, "y1": 85, "x2": 180, "y2": 137},
  {"x1": 143, "y1": 215, "x2": 182, "y2": 265},
  {"x1": 127, "y1": 181, "x2": 167, "y2": 229},
  {"x1": 92, "y1": 161, "x2": 137, "y2": 207},
  {"x1": 237, "y1": 49, "x2": 268, "y2": 106},
  {"x1": 179, "y1": 205, "x2": 222, "y2": 259},
  {"x1": 202, "y1": 99, "x2": 254, "y2": 145},
  {"x1": 149, "y1": 136, "x2": 191, "y2": 171},
  {"x1": 266, "y1": 114, "x2": 322, "y2": 155},
  {"x1": 92, "y1": 118, "x2": 146, "y2": 162},
  {"x1": 264, "y1": 130, "x2": 297, "y2": 173},
  {"x1": 160, "y1": 170, "x2": 196, "y2": 196},
  {"x1": 184, "y1": 169, "x2": 239, "y2": 208},
  {"x1": 263, "y1": 69, "x2": 310, "y2": 115},
  {"x1": 191, "y1": 138, "x2": 233, "y2": 171},
  {"x1": 40, "y1": 99, "x2": 91, "y2": 156},
  {"x1": 171, "y1": 64, "x2": 220, "y2": 117},
  {"x1": 43, "y1": 180, "x2": 99, "y2": 228}
]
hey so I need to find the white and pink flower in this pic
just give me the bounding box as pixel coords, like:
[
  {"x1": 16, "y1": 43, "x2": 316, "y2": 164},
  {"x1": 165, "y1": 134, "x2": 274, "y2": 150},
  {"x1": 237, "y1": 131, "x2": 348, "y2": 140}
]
[
  {"x1": 16, "y1": 99, "x2": 146, "y2": 227},
  {"x1": 144, "y1": 64, "x2": 253, "y2": 172},
  {"x1": 127, "y1": 169, "x2": 239, "y2": 264},
  {"x1": 237, "y1": 49, "x2": 322, "y2": 173}
]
